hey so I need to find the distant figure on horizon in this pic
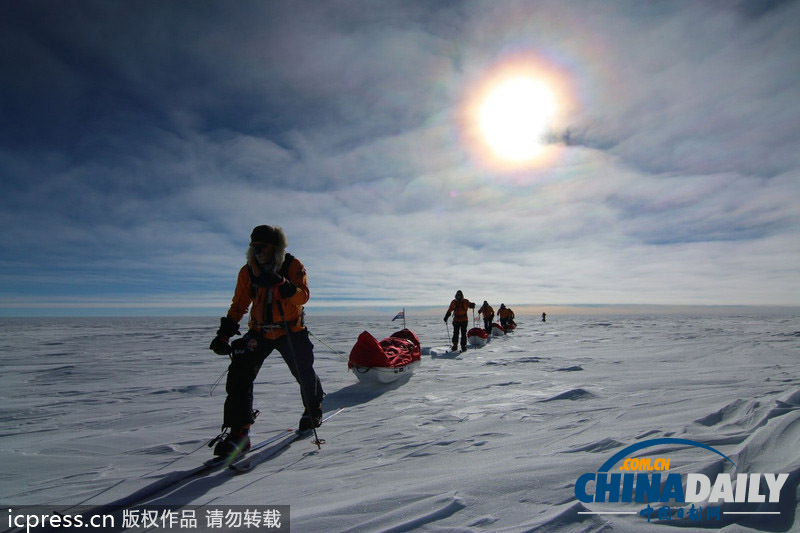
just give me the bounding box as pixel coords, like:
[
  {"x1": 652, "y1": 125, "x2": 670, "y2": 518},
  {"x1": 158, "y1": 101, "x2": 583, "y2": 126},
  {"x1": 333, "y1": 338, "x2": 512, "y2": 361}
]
[
  {"x1": 478, "y1": 301, "x2": 495, "y2": 333},
  {"x1": 542, "y1": 312, "x2": 547, "y2": 322},
  {"x1": 444, "y1": 290, "x2": 475, "y2": 352},
  {"x1": 208, "y1": 225, "x2": 324, "y2": 459}
]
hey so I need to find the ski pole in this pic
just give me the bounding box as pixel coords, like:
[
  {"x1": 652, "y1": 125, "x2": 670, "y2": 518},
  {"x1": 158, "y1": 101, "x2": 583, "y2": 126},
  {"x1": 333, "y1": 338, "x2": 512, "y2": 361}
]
[{"x1": 277, "y1": 301, "x2": 323, "y2": 449}]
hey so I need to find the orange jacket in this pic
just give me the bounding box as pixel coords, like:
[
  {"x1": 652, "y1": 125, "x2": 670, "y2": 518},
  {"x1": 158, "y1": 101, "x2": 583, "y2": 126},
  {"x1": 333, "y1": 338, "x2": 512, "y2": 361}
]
[
  {"x1": 478, "y1": 303, "x2": 494, "y2": 319},
  {"x1": 446, "y1": 298, "x2": 474, "y2": 323},
  {"x1": 498, "y1": 307, "x2": 513, "y2": 320},
  {"x1": 227, "y1": 255, "x2": 309, "y2": 340}
]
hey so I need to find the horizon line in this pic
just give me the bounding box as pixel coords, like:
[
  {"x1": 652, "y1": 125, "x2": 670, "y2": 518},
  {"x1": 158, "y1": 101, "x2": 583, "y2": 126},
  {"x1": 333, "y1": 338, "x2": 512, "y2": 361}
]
[{"x1": 1, "y1": 303, "x2": 798, "y2": 318}]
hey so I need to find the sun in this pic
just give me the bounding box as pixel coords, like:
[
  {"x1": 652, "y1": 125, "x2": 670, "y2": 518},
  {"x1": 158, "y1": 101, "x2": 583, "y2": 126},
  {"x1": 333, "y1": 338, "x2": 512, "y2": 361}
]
[
  {"x1": 477, "y1": 76, "x2": 557, "y2": 163},
  {"x1": 461, "y1": 56, "x2": 573, "y2": 170}
]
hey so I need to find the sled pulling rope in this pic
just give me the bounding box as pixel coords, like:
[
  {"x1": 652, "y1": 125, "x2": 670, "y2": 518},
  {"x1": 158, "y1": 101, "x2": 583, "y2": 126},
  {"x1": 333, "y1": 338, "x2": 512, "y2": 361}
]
[{"x1": 308, "y1": 330, "x2": 349, "y2": 362}]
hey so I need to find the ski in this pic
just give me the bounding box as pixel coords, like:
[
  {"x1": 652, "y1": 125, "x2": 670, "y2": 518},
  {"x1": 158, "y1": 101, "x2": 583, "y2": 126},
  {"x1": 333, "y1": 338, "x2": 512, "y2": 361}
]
[
  {"x1": 230, "y1": 407, "x2": 345, "y2": 473},
  {"x1": 229, "y1": 431, "x2": 303, "y2": 473},
  {"x1": 75, "y1": 427, "x2": 294, "y2": 514},
  {"x1": 204, "y1": 428, "x2": 295, "y2": 468},
  {"x1": 72, "y1": 410, "x2": 344, "y2": 514}
]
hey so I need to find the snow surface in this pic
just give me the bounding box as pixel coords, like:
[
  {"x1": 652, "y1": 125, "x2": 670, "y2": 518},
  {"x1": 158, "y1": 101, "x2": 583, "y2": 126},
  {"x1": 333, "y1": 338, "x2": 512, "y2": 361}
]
[{"x1": 1, "y1": 313, "x2": 800, "y2": 532}]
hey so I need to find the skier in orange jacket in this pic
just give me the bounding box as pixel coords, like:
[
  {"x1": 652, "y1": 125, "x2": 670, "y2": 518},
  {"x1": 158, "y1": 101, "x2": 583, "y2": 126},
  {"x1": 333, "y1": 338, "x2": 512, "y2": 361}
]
[
  {"x1": 444, "y1": 290, "x2": 475, "y2": 352},
  {"x1": 478, "y1": 301, "x2": 495, "y2": 333},
  {"x1": 209, "y1": 225, "x2": 324, "y2": 458},
  {"x1": 498, "y1": 304, "x2": 514, "y2": 329}
]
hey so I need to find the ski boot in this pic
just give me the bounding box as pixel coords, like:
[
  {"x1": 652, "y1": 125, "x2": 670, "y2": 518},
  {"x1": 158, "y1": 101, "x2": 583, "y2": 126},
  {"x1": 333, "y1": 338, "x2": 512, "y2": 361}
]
[
  {"x1": 212, "y1": 427, "x2": 251, "y2": 458},
  {"x1": 450, "y1": 344, "x2": 458, "y2": 352},
  {"x1": 298, "y1": 405, "x2": 323, "y2": 432}
]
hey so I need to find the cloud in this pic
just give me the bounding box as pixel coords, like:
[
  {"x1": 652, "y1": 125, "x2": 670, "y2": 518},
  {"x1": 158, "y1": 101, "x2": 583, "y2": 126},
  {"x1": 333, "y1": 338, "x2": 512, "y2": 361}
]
[
  {"x1": 1, "y1": 0, "x2": 799, "y2": 314},
  {"x1": 558, "y1": 1, "x2": 800, "y2": 178}
]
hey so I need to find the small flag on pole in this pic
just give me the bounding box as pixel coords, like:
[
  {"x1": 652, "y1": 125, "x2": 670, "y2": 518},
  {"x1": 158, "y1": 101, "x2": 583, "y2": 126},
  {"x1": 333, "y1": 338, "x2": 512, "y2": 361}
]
[{"x1": 392, "y1": 310, "x2": 405, "y2": 321}]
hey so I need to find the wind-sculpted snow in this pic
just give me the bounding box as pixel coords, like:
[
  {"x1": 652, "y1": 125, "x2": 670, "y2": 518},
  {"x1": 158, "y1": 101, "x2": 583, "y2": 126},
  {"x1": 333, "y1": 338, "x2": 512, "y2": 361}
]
[
  {"x1": 556, "y1": 365, "x2": 584, "y2": 372},
  {"x1": 1, "y1": 313, "x2": 799, "y2": 532},
  {"x1": 539, "y1": 388, "x2": 597, "y2": 402}
]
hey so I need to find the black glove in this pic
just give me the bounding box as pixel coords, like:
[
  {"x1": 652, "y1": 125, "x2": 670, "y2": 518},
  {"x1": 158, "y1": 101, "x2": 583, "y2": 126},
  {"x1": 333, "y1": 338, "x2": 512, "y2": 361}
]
[
  {"x1": 443, "y1": 314, "x2": 450, "y2": 322},
  {"x1": 216, "y1": 316, "x2": 240, "y2": 338},
  {"x1": 209, "y1": 336, "x2": 232, "y2": 355},
  {"x1": 254, "y1": 269, "x2": 283, "y2": 286},
  {"x1": 254, "y1": 270, "x2": 296, "y2": 298},
  {"x1": 276, "y1": 279, "x2": 297, "y2": 298}
]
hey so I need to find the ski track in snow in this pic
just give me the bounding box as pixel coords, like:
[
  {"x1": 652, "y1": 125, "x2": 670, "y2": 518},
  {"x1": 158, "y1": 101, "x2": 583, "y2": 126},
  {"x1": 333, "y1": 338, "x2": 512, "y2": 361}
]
[{"x1": 1, "y1": 314, "x2": 800, "y2": 532}]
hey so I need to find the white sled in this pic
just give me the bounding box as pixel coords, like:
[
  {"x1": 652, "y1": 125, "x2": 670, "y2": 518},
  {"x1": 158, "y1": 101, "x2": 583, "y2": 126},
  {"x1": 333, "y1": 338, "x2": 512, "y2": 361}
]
[
  {"x1": 492, "y1": 325, "x2": 505, "y2": 336},
  {"x1": 467, "y1": 327, "x2": 489, "y2": 347},
  {"x1": 468, "y1": 335, "x2": 488, "y2": 347},
  {"x1": 350, "y1": 360, "x2": 421, "y2": 384}
]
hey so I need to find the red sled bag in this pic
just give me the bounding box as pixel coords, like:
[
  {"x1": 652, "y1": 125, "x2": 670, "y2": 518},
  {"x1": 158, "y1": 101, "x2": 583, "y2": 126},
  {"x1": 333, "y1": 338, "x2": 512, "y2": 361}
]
[
  {"x1": 467, "y1": 327, "x2": 488, "y2": 339},
  {"x1": 348, "y1": 329, "x2": 421, "y2": 369}
]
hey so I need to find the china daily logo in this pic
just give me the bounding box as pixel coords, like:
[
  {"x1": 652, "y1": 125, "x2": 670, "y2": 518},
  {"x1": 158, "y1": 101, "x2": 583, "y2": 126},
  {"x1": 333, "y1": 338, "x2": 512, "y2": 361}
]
[{"x1": 574, "y1": 438, "x2": 788, "y2": 523}]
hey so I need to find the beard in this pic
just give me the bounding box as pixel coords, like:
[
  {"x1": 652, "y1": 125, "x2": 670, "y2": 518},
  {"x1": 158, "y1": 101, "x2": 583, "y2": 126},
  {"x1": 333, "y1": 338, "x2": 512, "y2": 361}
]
[{"x1": 247, "y1": 246, "x2": 286, "y2": 273}]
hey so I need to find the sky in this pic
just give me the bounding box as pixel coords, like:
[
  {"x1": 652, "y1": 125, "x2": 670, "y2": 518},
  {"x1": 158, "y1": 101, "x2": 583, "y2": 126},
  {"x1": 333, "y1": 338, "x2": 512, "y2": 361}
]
[{"x1": 1, "y1": 0, "x2": 799, "y2": 316}]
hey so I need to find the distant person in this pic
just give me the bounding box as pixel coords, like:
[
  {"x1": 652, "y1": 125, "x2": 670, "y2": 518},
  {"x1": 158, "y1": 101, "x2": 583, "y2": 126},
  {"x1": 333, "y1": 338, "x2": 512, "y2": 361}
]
[
  {"x1": 444, "y1": 290, "x2": 475, "y2": 352},
  {"x1": 542, "y1": 312, "x2": 547, "y2": 322},
  {"x1": 498, "y1": 304, "x2": 514, "y2": 329},
  {"x1": 478, "y1": 301, "x2": 495, "y2": 333},
  {"x1": 209, "y1": 225, "x2": 324, "y2": 458}
]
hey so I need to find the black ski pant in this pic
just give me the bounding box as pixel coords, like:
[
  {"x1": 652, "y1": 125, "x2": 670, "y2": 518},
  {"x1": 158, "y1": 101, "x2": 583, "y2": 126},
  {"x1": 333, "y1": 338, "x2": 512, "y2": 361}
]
[
  {"x1": 483, "y1": 317, "x2": 493, "y2": 333},
  {"x1": 224, "y1": 329, "x2": 324, "y2": 429},
  {"x1": 451, "y1": 320, "x2": 468, "y2": 349}
]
